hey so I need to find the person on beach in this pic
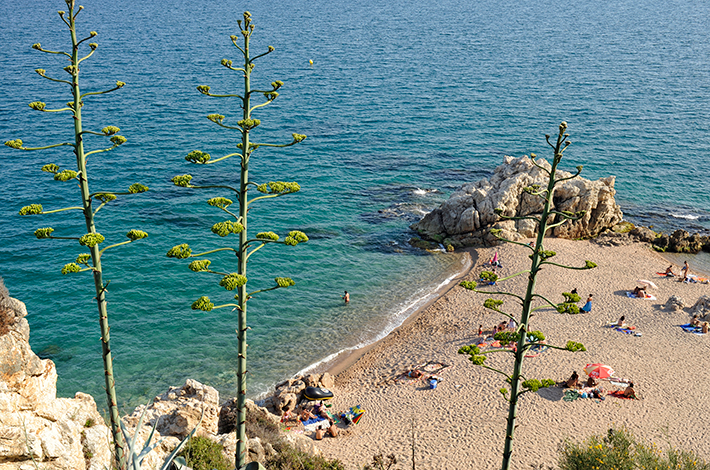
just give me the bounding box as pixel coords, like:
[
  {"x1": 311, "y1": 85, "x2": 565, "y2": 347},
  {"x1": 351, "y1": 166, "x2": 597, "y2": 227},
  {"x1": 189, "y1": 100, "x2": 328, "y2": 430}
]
[
  {"x1": 581, "y1": 294, "x2": 593, "y2": 312},
  {"x1": 681, "y1": 261, "x2": 690, "y2": 282},
  {"x1": 342, "y1": 291, "x2": 350, "y2": 303},
  {"x1": 327, "y1": 419, "x2": 338, "y2": 437},
  {"x1": 586, "y1": 376, "x2": 598, "y2": 388},
  {"x1": 300, "y1": 407, "x2": 317, "y2": 421},
  {"x1": 565, "y1": 371, "x2": 580, "y2": 388},
  {"x1": 632, "y1": 286, "x2": 647, "y2": 298},
  {"x1": 664, "y1": 265, "x2": 676, "y2": 277},
  {"x1": 571, "y1": 288, "x2": 578, "y2": 295},
  {"x1": 407, "y1": 369, "x2": 423, "y2": 379},
  {"x1": 477, "y1": 324, "x2": 483, "y2": 336},
  {"x1": 691, "y1": 315, "x2": 700, "y2": 327},
  {"x1": 616, "y1": 315, "x2": 626, "y2": 327},
  {"x1": 703, "y1": 322, "x2": 709, "y2": 334},
  {"x1": 623, "y1": 382, "x2": 636, "y2": 398}
]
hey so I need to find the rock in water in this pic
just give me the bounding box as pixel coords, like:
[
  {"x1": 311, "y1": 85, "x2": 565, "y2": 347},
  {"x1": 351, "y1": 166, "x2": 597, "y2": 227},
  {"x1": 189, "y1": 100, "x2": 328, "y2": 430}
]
[{"x1": 411, "y1": 155, "x2": 623, "y2": 247}]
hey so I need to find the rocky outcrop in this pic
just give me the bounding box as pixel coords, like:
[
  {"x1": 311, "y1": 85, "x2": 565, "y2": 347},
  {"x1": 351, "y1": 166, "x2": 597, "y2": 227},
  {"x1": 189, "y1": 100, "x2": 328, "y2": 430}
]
[
  {"x1": 652, "y1": 230, "x2": 710, "y2": 254},
  {"x1": 665, "y1": 295, "x2": 687, "y2": 312},
  {"x1": 0, "y1": 280, "x2": 112, "y2": 470},
  {"x1": 691, "y1": 296, "x2": 710, "y2": 321},
  {"x1": 411, "y1": 155, "x2": 623, "y2": 247},
  {"x1": 259, "y1": 373, "x2": 335, "y2": 416}
]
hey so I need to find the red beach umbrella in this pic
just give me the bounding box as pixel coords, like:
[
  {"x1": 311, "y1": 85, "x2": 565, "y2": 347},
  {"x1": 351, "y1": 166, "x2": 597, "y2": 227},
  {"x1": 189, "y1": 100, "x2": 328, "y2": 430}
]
[{"x1": 583, "y1": 363, "x2": 615, "y2": 379}]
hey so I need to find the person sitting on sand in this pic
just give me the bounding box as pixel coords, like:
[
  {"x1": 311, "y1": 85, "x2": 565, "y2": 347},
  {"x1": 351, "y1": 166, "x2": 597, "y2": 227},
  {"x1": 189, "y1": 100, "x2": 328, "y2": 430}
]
[
  {"x1": 566, "y1": 371, "x2": 580, "y2": 388},
  {"x1": 327, "y1": 418, "x2": 338, "y2": 437},
  {"x1": 703, "y1": 322, "x2": 709, "y2": 334},
  {"x1": 664, "y1": 265, "x2": 676, "y2": 277},
  {"x1": 407, "y1": 369, "x2": 423, "y2": 379},
  {"x1": 498, "y1": 321, "x2": 508, "y2": 332},
  {"x1": 623, "y1": 382, "x2": 636, "y2": 398},
  {"x1": 691, "y1": 315, "x2": 700, "y2": 327},
  {"x1": 300, "y1": 407, "x2": 317, "y2": 421},
  {"x1": 586, "y1": 376, "x2": 598, "y2": 388},
  {"x1": 616, "y1": 315, "x2": 626, "y2": 327}
]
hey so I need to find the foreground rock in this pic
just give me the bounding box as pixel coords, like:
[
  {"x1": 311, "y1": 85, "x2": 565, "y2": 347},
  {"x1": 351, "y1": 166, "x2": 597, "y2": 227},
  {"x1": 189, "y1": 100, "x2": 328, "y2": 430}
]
[
  {"x1": 411, "y1": 155, "x2": 623, "y2": 247},
  {"x1": 0, "y1": 280, "x2": 111, "y2": 470},
  {"x1": 0, "y1": 279, "x2": 321, "y2": 470}
]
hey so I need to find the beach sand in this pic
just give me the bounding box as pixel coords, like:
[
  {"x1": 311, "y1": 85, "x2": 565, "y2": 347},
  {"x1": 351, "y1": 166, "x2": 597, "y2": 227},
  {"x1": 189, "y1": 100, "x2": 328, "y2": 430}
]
[{"x1": 312, "y1": 238, "x2": 710, "y2": 470}]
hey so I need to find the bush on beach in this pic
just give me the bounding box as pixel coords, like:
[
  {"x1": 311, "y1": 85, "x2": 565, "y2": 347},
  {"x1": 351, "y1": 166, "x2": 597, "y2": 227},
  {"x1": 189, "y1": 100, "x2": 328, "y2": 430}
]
[{"x1": 558, "y1": 427, "x2": 710, "y2": 470}]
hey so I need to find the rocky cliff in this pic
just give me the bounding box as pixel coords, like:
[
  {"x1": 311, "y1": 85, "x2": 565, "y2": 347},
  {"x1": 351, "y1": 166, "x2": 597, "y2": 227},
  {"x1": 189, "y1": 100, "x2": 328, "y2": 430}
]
[
  {"x1": 0, "y1": 280, "x2": 112, "y2": 470},
  {"x1": 411, "y1": 155, "x2": 624, "y2": 247}
]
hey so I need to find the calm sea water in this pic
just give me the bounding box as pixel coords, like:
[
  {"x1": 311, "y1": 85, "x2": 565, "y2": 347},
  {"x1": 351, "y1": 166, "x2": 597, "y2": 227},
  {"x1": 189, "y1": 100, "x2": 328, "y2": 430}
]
[{"x1": 1, "y1": 0, "x2": 709, "y2": 412}]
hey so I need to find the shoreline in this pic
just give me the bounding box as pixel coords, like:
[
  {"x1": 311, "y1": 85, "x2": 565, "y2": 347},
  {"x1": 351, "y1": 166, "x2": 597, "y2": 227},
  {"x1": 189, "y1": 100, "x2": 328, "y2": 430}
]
[
  {"x1": 323, "y1": 249, "x2": 478, "y2": 378},
  {"x1": 313, "y1": 238, "x2": 710, "y2": 469}
]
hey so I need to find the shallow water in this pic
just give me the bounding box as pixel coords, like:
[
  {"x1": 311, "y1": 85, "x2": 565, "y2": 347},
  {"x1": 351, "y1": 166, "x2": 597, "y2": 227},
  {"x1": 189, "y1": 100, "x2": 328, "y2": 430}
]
[{"x1": 1, "y1": 0, "x2": 709, "y2": 412}]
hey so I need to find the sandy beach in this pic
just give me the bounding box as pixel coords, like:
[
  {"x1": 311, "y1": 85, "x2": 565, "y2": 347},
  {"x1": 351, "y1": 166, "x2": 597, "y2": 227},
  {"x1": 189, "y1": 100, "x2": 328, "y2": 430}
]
[{"x1": 311, "y1": 238, "x2": 710, "y2": 469}]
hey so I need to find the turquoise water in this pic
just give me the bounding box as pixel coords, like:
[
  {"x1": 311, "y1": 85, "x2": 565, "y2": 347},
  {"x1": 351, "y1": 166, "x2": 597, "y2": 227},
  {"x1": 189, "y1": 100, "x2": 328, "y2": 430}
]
[{"x1": 1, "y1": 0, "x2": 709, "y2": 412}]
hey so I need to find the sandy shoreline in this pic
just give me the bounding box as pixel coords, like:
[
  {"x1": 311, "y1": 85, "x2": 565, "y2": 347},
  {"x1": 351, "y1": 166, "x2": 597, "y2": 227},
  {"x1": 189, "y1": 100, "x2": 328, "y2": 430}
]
[{"x1": 312, "y1": 238, "x2": 710, "y2": 469}]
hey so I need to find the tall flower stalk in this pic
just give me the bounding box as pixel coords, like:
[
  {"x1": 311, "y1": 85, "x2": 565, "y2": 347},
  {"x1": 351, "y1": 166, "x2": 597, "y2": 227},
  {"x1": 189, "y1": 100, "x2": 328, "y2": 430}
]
[
  {"x1": 5, "y1": 2, "x2": 149, "y2": 468},
  {"x1": 168, "y1": 11, "x2": 307, "y2": 468},
  {"x1": 458, "y1": 122, "x2": 594, "y2": 470}
]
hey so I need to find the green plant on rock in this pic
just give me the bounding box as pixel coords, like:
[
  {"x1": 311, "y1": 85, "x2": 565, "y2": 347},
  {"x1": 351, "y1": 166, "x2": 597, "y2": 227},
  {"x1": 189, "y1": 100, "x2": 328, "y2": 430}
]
[
  {"x1": 458, "y1": 123, "x2": 594, "y2": 470},
  {"x1": 4, "y1": 2, "x2": 149, "y2": 468},
  {"x1": 178, "y1": 436, "x2": 230, "y2": 470},
  {"x1": 168, "y1": 11, "x2": 308, "y2": 469}
]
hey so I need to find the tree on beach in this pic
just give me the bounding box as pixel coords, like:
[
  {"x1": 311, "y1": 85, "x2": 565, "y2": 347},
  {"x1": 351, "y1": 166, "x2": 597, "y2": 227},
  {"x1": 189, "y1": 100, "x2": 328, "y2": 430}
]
[
  {"x1": 167, "y1": 11, "x2": 308, "y2": 469},
  {"x1": 458, "y1": 122, "x2": 594, "y2": 470},
  {"x1": 4, "y1": 1, "x2": 149, "y2": 467}
]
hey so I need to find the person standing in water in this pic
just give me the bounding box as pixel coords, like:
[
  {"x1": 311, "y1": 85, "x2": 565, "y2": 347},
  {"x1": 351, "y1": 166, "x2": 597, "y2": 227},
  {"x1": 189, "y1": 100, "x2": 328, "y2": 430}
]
[{"x1": 342, "y1": 291, "x2": 350, "y2": 303}]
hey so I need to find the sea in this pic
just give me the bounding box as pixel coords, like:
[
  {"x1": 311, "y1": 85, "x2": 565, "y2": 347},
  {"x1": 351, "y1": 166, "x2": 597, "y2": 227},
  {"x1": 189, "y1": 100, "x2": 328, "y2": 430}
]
[{"x1": 1, "y1": 0, "x2": 709, "y2": 414}]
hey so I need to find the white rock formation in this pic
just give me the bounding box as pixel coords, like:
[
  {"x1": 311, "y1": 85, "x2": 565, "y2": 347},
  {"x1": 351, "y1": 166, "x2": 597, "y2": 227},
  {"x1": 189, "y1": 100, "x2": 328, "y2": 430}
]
[
  {"x1": 411, "y1": 155, "x2": 623, "y2": 246},
  {"x1": 0, "y1": 284, "x2": 112, "y2": 470}
]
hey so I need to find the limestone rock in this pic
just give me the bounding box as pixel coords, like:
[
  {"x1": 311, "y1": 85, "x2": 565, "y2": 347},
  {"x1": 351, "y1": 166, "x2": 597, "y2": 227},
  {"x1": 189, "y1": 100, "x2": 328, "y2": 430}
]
[
  {"x1": 0, "y1": 283, "x2": 112, "y2": 470},
  {"x1": 665, "y1": 295, "x2": 687, "y2": 312},
  {"x1": 630, "y1": 226, "x2": 657, "y2": 243},
  {"x1": 123, "y1": 379, "x2": 220, "y2": 438},
  {"x1": 691, "y1": 295, "x2": 710, "y2": 320},
  {"x1": 411, "y1": 155, "x2": 623, "y2": 246}
]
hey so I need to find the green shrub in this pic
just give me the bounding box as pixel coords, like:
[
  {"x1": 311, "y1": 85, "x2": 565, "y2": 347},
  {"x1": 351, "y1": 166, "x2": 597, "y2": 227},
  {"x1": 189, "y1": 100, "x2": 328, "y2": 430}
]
[
  {"x1": 558, "y1": 428, "x2": 710, "y2": 470},
  {"x1": 263, "y1": 445, "x2": 345, "y2": 470},
  {"x1": 178, "y1": 436, "x2": 231, "y2": 470}
]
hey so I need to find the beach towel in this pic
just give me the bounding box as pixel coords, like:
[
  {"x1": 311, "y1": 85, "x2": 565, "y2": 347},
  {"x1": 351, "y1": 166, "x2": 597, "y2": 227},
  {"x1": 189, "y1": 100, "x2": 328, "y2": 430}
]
[
  {"x1": 608, "y1": 390, "x2": 636, "y2": 400},
  {"x1": 302, "y1": 417, "x2": 328, "y2": 431},
  {"x1": 524, "y1": 343, "x2": 549, "y2": 358},
  {"x1": 679, "y1": 323, "x2": 705, "y2": 335},
  {"x1": 626, "y1": 291, "x2": 657, "y2": 300}
]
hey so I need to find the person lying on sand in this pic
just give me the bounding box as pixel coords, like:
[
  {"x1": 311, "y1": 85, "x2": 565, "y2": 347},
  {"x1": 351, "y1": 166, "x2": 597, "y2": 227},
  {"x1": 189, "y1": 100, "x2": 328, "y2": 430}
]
[
  {"x1": 623, "y1": 382, "x2": 636, "y2": 399},
  {"x1": 407, "y1": 369, "x2": 423, "y2": 379},
  {"x1": 565, "y1": 371, "x2": 580, "y2": 389},
  {"x1": 632, "y1": 286, "x2": 647, "y2": 298}
]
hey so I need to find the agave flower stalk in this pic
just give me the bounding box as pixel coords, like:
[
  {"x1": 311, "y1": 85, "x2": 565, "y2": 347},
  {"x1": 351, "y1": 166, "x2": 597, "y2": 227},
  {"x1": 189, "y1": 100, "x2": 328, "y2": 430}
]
[
  {"x1": 5, "y1": 2, "x2": 150, "y2": 468},
  {"x1": 168, "y1": 12, "x2": 308, "y2": 468},
  {"x1": 458, "y1": 123, "x2": 595, "y2": 470}
]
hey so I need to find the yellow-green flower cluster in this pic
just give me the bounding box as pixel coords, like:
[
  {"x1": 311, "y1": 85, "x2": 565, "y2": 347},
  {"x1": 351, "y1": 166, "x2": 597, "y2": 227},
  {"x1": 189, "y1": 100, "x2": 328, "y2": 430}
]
[
  {"x1": 256, "y1": 231, "x2": 279, "y2": 241},
  {"x1": 126, "y1": 229, "x2": 148, "y2": 241},
  {"x1": 171, "y1": 175, "x2": 193, "y2": 187},
  {"x1": 211, "y1": 220, "x2": 244, "y2": 237},
  {"x1": 220, "y1": 273, "x2": 247, "y2": 290},
  {"x1": 128, "y1": 183, "x2": 148, "y2": 193},
  {"x1": 185, "y1": 150, "x2": 211, "y2": 164},
  {"x1": 284, "y1": 230, "x2": 308, "y2": 246},
  {"x1": 79, "y1": 233, "x2": 105, "y2": 247},
  {"x1": 20, "y1": 204, "x2": 43, "y2": 215},
  {"x1": 61, "y1": 263, "x2": 81, "y2": 275},
  {"x1": 275, "y1": 277, "x2": 295, "y2": 288},
  {"x1": 208, "y1": 197, "x2": 232, "y2": 209},
  {"x1": 167, "y1": 244, "x2": 192, "y2": 259},
  {"x1": 34, "y1": 227, "x2": 54, "y2": 239},
  {"x1": 189, "y1": 259, "x2": 211, "y2": 272},
  {"x1": 191, "y1": 296, "x2": 214, "y2": 311}
]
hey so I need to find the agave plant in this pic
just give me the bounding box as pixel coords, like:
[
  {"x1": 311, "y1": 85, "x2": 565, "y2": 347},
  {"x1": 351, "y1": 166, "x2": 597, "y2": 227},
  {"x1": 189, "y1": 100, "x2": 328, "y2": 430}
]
[
  {"x1": 4, "y1": 2, "x2": 149, "y2": 467},
  {"x1": 168, "y1": 11, "x2": 308, "y2": 469}
]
